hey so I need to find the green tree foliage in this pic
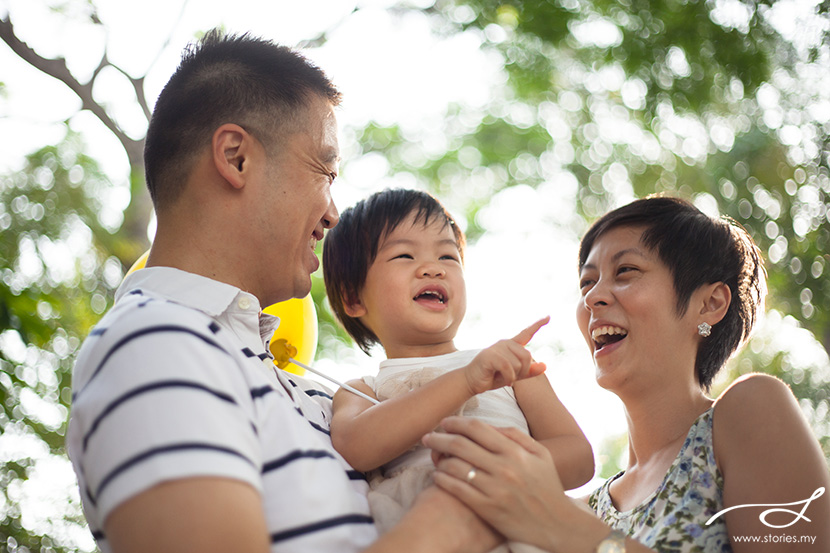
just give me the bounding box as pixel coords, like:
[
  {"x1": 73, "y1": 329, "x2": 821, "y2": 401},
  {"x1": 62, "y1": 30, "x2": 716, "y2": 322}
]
[
  {"x1": 400, "y1": 0, "x2": 830, "y2": 464},
  {"x1": 417, "y1": 0, "x2": 830, "y2": 356},
  {"x1": 1, "y1": 131, "x2": 116, "y2": 551},
  {"x1": 357, "y1": 0, "x2": 830, "y2": 469}
]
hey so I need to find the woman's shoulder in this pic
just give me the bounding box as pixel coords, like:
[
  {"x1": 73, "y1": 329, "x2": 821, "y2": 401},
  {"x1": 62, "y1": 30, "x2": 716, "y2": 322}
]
[
  {"x1": 712, "y1": 372, "x2": 795, "y2": 423},
  {"x1": 711, "y1": 372, "x2": 809, "y2": 472}
]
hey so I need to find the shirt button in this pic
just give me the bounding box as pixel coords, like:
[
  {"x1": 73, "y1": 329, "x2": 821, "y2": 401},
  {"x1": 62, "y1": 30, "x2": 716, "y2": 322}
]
[
  {"x1": 238, "y1": 297, "x2": 251, "y2": 310},
  {"x1": 263, "y1": 358, "x2": 273, "y2": 368}
]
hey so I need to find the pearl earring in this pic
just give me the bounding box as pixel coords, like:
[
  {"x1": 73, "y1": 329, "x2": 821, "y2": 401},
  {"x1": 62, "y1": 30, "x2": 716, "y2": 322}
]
[{"x1": 698, "y1": 322, "x2": 712, "y2": 337}]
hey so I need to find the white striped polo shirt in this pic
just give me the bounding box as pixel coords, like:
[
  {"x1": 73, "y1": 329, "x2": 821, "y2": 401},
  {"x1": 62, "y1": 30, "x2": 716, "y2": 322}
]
[{"x1": 66, "y1": 267, "x2": 377, "y2": 552}]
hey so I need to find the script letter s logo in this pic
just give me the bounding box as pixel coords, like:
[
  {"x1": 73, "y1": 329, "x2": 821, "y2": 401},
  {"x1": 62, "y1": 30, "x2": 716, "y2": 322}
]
[{"x1": 705, "y1": 487, "x2": 825, "y2": 529}]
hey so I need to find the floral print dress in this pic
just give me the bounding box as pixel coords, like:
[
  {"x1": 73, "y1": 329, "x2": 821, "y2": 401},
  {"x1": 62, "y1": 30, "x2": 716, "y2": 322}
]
[{"x1": 588, "y1": 408, "x2": 733, "y2": 552}]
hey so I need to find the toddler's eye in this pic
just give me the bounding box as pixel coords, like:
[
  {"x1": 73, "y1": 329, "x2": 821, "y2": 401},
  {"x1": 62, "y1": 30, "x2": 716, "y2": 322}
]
[
  {"x1": 393, "y1": 254, "x2": 413, "y2": 260},
  {"x1": 440, "y1": 255, "x2": 459, "y2": 262}
]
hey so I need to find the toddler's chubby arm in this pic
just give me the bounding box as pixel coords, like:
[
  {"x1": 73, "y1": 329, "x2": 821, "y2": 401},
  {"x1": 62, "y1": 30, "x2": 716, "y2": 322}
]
[
  {"x1": 513, "y1": 374, "x2": 595, "y2": 490},
  {"x1": 331, "y1": 317, "x2": 550, "y2": 473}
]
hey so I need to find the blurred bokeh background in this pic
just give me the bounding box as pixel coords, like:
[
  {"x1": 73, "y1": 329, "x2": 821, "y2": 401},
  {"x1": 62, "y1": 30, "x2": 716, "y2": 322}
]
[{"x1": 1, "y1": 0, "x2": 829, "y2": 550}]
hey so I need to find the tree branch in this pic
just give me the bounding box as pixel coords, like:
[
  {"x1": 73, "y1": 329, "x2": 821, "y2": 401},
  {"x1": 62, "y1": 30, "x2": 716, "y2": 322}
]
[
  {"x1": 296, "y1": 5, "x2": 361, "y2": 49},
  {"x1": 0, "y1": 15, "x2": 144, "y2": 169},
  {"x1": 106, "y1": 60, "x2": 152, "y2": 121}
]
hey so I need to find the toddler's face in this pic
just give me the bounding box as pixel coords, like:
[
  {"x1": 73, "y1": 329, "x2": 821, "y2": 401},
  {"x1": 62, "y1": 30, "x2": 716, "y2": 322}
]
[{"x1": 348, "y1": 212, "x2": 466, "y2": 358}]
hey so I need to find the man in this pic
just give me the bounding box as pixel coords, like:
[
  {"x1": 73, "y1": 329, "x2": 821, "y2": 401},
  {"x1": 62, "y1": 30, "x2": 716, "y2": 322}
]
[{"x1": 67, "y1": 30, "x2": 497, "y2": 553}]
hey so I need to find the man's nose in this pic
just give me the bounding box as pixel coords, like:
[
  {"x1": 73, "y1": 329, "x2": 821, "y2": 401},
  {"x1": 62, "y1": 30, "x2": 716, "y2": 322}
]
[{"x1": 323, "y1": 202, "x2": 339, "y2": 229}]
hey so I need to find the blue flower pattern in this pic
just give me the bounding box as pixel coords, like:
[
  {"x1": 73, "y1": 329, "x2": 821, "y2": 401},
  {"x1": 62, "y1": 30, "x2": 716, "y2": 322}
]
[{"x1": 588, "y1": 409, "x2": 732, "y2": 552}]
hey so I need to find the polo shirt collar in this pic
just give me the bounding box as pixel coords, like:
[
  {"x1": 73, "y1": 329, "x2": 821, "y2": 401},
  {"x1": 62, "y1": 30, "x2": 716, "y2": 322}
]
[{"x1": 115, "y1": 266, "x2": 260, "y2": 318}]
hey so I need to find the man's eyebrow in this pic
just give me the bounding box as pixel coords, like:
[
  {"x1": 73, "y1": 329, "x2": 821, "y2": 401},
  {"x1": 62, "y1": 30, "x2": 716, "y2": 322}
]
[{"x1": 322, "y1": 148, "x2": 341, "y2": 165}]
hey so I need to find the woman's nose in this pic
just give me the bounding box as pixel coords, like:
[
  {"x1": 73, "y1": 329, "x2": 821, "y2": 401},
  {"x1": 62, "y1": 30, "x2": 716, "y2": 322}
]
[{"x1": 583, "y1": 279, "x2": 610, "y2": 309}]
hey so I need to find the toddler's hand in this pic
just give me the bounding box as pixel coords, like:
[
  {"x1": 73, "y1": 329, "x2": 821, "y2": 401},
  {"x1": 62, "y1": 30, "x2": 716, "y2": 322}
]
[{"x1": 463, "y1": 316, "x2": 550, "y2": 395}]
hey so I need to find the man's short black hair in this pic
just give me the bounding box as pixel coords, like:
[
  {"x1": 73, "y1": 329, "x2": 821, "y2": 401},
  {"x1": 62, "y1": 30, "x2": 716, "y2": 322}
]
[
  {"x1": 323, "y1": 189, "x2": 465, "y2": 353},
  {"x1": 578, "y1": 195, "x2": 766, "y2": 390},
  {"x1": 144, "y1": 29, "x2": 341, "y2": 208}
]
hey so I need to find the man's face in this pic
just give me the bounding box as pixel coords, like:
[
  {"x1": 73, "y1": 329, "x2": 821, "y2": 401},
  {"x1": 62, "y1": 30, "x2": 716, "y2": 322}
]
[{"x1": 253, "y1": 96, "x2": 340, "y2": 305}]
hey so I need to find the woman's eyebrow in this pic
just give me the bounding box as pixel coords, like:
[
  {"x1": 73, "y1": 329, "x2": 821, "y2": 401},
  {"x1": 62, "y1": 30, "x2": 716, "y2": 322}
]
[
  {"x1": 580, "y1": 247, "x2": 650, "y2": 273},
  {"x1": 612, "y1": 247, "x2": 649, "y2": 262}
]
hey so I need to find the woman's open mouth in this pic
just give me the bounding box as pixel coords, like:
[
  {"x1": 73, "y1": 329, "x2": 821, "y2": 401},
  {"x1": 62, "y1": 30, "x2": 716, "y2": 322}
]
[{"x1": 591, "y1": 325, "x2": 628, "y2": 351}]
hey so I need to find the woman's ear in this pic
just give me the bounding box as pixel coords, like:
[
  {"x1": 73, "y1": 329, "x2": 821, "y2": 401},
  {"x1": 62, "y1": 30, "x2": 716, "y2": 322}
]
[{"x1": 699, "y1": 282, "x2": 731, "y2": 326}]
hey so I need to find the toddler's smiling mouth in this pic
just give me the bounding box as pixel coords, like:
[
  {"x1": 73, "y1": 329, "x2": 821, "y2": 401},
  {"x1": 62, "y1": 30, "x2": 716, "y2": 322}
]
[{"x1": 413, "y1": 287, "x2": 448, "y2": 305}]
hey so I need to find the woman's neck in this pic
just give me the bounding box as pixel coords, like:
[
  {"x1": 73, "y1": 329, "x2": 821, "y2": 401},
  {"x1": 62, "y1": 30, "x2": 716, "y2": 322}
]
[{"x1": 622, "y1": 381, "x2": 712, "y2": 469}]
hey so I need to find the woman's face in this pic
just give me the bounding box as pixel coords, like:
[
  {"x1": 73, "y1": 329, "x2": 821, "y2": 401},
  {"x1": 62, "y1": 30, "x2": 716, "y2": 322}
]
[{"x1": 576, "y1": 226, "x2": 700, "y2": 391}]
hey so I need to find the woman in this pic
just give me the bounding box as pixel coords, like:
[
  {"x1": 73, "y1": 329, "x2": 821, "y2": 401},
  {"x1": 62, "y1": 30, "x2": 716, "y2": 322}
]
[{"x1": 423, "y1": 196, "x2": 830, "y2": 552}]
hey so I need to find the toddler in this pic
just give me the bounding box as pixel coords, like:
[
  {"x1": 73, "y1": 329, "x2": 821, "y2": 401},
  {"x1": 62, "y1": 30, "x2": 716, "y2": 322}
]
[{"x1": 322, "y1": 189, "x2": 594, "y2": 552}]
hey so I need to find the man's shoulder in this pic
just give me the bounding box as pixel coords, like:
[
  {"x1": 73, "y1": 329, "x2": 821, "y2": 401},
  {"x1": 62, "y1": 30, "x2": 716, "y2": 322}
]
[
  {"x1": 73, "y1": 291, "x2": 224, "y2": 385},
  {"x1": 92, "y1": 289, "x2": 217, "y2": 340}
]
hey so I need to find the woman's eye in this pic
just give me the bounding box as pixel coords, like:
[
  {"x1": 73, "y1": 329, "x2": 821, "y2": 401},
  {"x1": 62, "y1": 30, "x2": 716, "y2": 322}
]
[
  {"x1": 617, "y1": 266, "x2": 639, "y2": 276},
  {"x1": 579, "y1": 278, "x2": 594, "y2": 290}
]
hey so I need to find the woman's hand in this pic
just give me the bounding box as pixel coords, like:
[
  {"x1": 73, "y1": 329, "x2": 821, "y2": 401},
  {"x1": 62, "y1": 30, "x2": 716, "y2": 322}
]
[{"x1": 422, "y1": 417, "x2": 584, "y2": 550}]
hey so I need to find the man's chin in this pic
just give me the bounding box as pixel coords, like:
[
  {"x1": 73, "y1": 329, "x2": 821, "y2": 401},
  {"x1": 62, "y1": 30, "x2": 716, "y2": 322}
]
[{"x1": 293, "y1": 275, "x2": 313, "y2": 299}]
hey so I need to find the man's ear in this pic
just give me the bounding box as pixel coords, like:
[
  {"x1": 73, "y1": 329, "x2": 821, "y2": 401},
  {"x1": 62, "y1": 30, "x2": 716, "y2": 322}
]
[
  {"x1": 343, "y1": 292, "x2": 367, "y2": 318},
  {"x1": 212, "y1": 124, "x2": 255, "y2": 190},
  {"x1": 699, "y1": 282, "x2": 731, "y2": 326}
]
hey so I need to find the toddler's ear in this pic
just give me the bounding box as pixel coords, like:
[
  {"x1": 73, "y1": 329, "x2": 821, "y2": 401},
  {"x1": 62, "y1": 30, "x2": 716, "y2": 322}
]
[{"x1": 343, "y1": 292, "x2": 367, "y2": 318}]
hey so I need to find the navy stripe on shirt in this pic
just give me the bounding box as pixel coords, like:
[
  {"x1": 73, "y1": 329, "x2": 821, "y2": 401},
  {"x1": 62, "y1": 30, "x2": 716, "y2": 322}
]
[
  {"x1": 270, "y1": 514, "x2": 375, "y2": 544},
  {"x1": 82, "y1": 380, "x2": 239, "y2": 452},
  {"x1": 251, "y1": 385, "x2": 274, "y2": 399},
  {"x1": 304, "y1": 389, "x2": 333, "y2": 400},
  {"x1": 92, "y1": 442, "x2": 257, "y2": 504},
  {"x1": 75, "y1": 325, "x2": 232, "y2": 400},
  {"x1": 308, "y1": 420, "x2": 331, "y2": 436},
  {"x1": 262, "y1": 449, "x2": 336, "y2": 474},
  {"x1": 347, "y1": 470, "x2": 368, "y2": 482}
]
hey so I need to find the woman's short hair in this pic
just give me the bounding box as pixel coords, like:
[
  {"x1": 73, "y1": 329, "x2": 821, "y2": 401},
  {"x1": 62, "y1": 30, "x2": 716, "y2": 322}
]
[
  {"x1": 578, "y1": 195, "x2": 766, "y2": 390},
  {"x1": 323, "y1": 188, "x2": 465, "y2": 354}
]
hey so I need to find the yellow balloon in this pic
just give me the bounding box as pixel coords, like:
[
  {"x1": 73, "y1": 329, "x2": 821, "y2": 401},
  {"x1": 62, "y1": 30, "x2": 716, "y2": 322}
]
[
  {"x1": 126, "y1": 250, "x2": 150, "y2": 275},
  {"x1": 125, "y1": 250, "x2": 316, "y2": 376},
  {"x1": 263, "y1": 296, "x2": 317, "y2": 376}
]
